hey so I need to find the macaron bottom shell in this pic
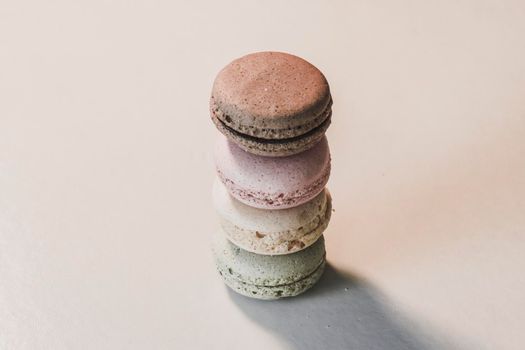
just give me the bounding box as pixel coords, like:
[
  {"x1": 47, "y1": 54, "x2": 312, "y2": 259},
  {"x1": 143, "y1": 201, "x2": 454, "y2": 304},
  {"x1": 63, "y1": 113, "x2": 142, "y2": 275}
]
[{"x1": 219, "y1": 259, "x2": 326, "y2": 300}]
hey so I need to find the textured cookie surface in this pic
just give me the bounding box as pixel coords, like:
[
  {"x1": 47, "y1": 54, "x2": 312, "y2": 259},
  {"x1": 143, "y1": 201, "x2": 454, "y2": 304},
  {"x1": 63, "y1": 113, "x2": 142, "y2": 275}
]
[
  {"x1": 213, "y1": 180, "x2": 332, "y2": 255},
  {"x1": 210, "y1": 51, "x2": 332, "y2": 156},
  {"x1": 212, "y1": 232, "x2": 326, "y2": 300},
  {"x1": 215, "y1": 134, "x2": 330, "y2": 209}
]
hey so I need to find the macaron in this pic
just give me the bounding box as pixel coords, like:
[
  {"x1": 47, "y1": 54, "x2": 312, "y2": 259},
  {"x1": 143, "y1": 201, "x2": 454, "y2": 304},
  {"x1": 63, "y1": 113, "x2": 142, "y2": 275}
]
[
  {"x1": 213, "y1": 179, "x2": 332, "y2": 255},
  {"x1": 212, "y1": 231, "x2": 326, "y2": 300},
  {"x1": 215, "y1": 134, "x2": 330, "y2": 210},
  {"x1": 210, "y1": 51, "x2": 332, "y2": 157}
]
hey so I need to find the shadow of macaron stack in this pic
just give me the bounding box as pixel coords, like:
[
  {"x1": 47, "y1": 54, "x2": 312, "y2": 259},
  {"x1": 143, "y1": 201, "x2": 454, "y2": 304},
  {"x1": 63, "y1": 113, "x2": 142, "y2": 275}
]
[{"x1": 210, "y1": 52, "x2": 333, "y2": 300}]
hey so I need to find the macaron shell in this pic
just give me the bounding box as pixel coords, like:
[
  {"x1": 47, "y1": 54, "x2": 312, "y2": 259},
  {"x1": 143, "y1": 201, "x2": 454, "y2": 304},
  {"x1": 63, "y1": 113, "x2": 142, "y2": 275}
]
[
  {"x1": 213, "y1": 179, "x2": 332, "y2": 255},
  {"x1": 212, "y1": 232, "x2": 326, "y2": 299},
  {"x1": 210, "y1": 51, "x2": 331, "y2": 139},
  {"x1": 215, "y1": 135, "x2": 331, "y2": 209}
]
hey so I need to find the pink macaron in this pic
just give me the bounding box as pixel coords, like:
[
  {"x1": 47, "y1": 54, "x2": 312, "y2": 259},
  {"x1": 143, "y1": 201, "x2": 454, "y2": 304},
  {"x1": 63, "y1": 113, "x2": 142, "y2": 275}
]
[{"x1": 215, "y1": 135, "x2": 331, "y2": 209}]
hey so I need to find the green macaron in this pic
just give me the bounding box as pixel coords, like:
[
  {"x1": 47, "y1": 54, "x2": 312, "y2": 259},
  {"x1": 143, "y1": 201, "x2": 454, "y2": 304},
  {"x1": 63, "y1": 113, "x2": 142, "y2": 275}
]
[{"x1": 212, "y1": 231, "x2": 326, "y2": 300}]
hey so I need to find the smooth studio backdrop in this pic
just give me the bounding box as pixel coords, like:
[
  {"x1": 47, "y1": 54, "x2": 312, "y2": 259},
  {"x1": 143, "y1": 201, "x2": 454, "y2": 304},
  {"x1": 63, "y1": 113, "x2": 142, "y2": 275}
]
[{"x1": 1, "y1": 1, "x2": 524, "y2": 349}]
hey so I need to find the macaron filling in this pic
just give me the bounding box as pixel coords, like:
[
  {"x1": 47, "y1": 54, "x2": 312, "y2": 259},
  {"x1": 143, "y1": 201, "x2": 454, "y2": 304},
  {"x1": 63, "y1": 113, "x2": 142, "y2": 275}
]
[
  {"x1": 212, "y1": 110, "x2": 331, "y2": 147},
  {"x1": 210, "y1": 97, "x2": 332, "y2": 140}
]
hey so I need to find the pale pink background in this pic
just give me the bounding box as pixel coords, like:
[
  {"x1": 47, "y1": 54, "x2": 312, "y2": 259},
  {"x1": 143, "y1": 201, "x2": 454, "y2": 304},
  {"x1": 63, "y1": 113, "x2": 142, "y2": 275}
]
[{"x1": 1, "y1": 1, "x2": 524, "y2": 349}]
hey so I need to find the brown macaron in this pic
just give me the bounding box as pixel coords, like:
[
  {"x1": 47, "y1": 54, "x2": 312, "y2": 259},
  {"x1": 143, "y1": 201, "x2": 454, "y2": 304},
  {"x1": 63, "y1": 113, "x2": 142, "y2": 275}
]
[{"x1": 210, "y1": 51, "x2": 332, "y2": 157}]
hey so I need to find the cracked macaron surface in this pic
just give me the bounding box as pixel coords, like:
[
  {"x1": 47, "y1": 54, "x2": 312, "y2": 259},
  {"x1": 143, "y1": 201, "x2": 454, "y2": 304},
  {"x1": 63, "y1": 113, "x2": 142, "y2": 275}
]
[
  {"x1": 210, "y1": 51, "x2": 332, "y2": 156},
  {"x1": 213, "y1": 180, "x2": 332, "y2": 255},
  {"x1": 215, "y1": 134, "x2": 330, "y2": 209},
  {"x1": 212, "y1": 232, "x2": 326, "y2": 300}
]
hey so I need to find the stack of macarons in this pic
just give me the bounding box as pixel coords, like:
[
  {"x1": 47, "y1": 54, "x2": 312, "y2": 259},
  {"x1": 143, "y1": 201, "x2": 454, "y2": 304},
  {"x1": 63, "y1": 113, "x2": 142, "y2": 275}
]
[{"x1": 210, "y1": 52, "x2": 333, "y2": 300}]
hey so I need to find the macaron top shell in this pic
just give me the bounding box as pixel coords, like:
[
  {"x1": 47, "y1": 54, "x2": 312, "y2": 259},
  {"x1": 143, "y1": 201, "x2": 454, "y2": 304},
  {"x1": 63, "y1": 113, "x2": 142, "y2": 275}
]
[
  {"x1": 210, "y1": 51, "x2": 331, "y2": 140},
  {"x1": 215, "y1": 135, "x2": 331, "y2": 209}
]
